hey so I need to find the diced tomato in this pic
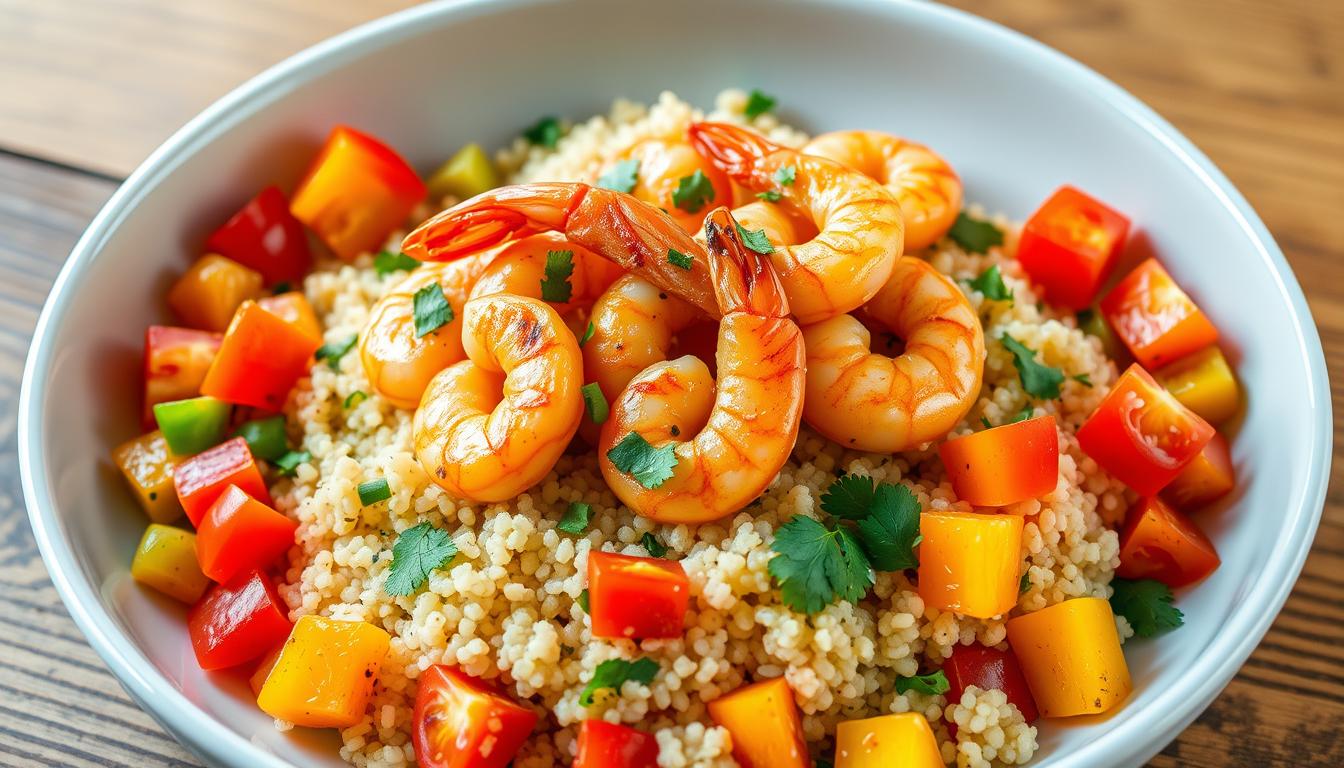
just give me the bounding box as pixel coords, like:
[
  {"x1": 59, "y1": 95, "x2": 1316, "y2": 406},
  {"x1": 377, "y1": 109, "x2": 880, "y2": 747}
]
[
  {"x1": 943, "y1": 644, "x2": 1039, "y2": 727},
  {"x1": 205, "y1": 186, "x2": 312, "y2": 285},
  {"x1": 1016, "y1": 186, "x2": 1130, "y2": 310},
  {"x1": 257, "y1": 291, "x2": 322, "y2": 342},
  {"x1": 196, "y1": 485, "x2": 298, "y2": 583},
  {"x1": 290, "y1": 126, "x2": 427, "y2": 260},
  {"x1": 574, "y1": 720, "x2": 660, "y2": 768},
  {"x1": 187, "y1": 569, "x2": 291, "y2": 670},
  {"x1": 1163, "y1": 432, "x2": 1236, "y2": 509},
  {"x1": 939, "y1": 415, "x2": 1058, "y2": 506},
  {"x1": 143, "y1": 326, "x2": 222, "y2": 428},
  {"x1": 174, "y1": 437, "x2": 271, "y2": 526},
  {"x1": 200, "y1": 301, "x2": 322, "y2": 411},
  {"x1": 587, "y1": 551, "x2": 689, "y2": 639},
  {"x1": 1077, "y1": 364, "x2": 1214, "y2": 495},
  {"x1": 1100, "y1": 259, "x2": 1218, "y2": 369},
  {"x1": 413, "y1": 665, "x2": 537, "y2": 768},
  {"x1": 1117, "y1": 496, "x2": 1220, "y2": 588}
]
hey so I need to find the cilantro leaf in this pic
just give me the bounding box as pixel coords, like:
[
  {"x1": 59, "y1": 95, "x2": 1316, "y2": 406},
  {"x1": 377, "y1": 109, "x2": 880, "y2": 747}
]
[
  {"x1": 540, "y1": 250, "x2": 575, "y2": 303},
  {"x1": 606, "y1": 432, "x2": 678, "y2": 489},
  {"x1": 315, "y1": 334, "x2": 358, "y2": 369},
  {"x1": 1020, "y1": 571, "x2": 1032, "y2": 594},
  {"x1": 734, "y1": 223, "x2": 775, "y2": 255},
  {"x1": 557, "y1": 502, "x2": 591, "y2": 535},
  {"x1": 358, "y1": 478, "x2": 391, "y2": 506},
  {"x1": 672, "y1": 170, "x2": 716, "y2": 213},
  {"x1": 374, "y1": 251, "x2": 420, "y2": 277},
  {"x1": 854, "y1": 483, "x2": 922, "y2": 571},
  {"x1": 744, "y1": 89, "x2": 777, "y2": 119},
  {"x1": 344, "y1": 390, "x2": 368, "y2": 409},
  {"x1": 1072, "y1": 373, "x2": 1094, "y2": 388},
  {"x1": 597, "y1": 158, "x2": 639, "y2": 193},
  {"x1": 667, "y1": 248, "x2": 694, "y2": 270},
  {"x1": 820, "y1": 474, "x2": 878, "y2": 521},
  {"x1": 774, "y1": 165, "x2": 796, "y2": 186},
  {"x1": 981, "y1": 417, "x2": 993, "y2": 429},
  {"x1": 756, "y1": 189, "x2": 782, "y2": 202},
  {"x1": 385, "y1": 522, "x2": 458, "y2": 596},
  {"x1": 579, "y1": 321, "x2": 595, "y2": 348},
  {"x1": 894, "y1": 669, "x2": 949, "y2": 696},
  {"x1": 579, "y1": 657, "x2": 659, "y2": 707},
  {"x1": 768, "y1": 515, "x2": 873, "y2": 614},
  {"x1": 577, "y1": 588, "x2": 589, "y2": 613},
  {"x1": 948, "y1": 212, "x2": 1004, "y2": 253},
  {"x1": 581, "y1": 382, "x2": 608, "y2": 425},
  {"x1": 523, "y1": 116, "x2": 562, "y2": 148},
  {"x1": 1110, "y1": 579, "x2": 1184, "y2": 638},
  {"x1": 969, "y1": 264, "x2": 1012, "y2": 303},
  {"x1": 641, "y1": 532, "x2": 668, "y2": 558},
  {"x1": 413, "y1": 283, "x2": 453, "y2": 337},
  {"x1": 1008, "y1": 405, "x2": 1034, "y2": 424},
  {"x1": 1001, "y1": 334, "x2": 1064, "y2": 400},
  {"x1": 273, "y1": 450, "x2": 310, "y2": 477}
]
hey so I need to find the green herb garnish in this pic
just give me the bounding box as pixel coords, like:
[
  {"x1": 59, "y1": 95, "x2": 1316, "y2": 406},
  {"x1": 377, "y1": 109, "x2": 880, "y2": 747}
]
[
  {"x1": 641, "y1": 532, "x2": 668, "y2": 558},
  {"x1": 1001, "y1": 334, "x2": 1064, "y2": 400},
  {"x1": 894, "y1": 670, "x2": 949, "y2": 696},
  {"x1": 756, "y1": 189, "x2": 782, "y2": 202},
  {"x1": 412, "y1": 284, "x2": 453, "y2": 337},
  {"x1": 579, "y1": 321, "x2": 595, "y2": 348},
  {"x1": 315, "y1": 334, "x2": 358, "y2": 369},
  {"x1": 597, "y1": 158, "x2": 640, "y2": 193},
  {"x1": 344, "y1": 390, "x2": 368, "y2": 409},
  {"x1": 744, "y1": 89, "x2": 777, "y2": 119},
  {"x1": 523, "y1": 116, "x2": 562, "y2": 148},
  {"x1": 969, "y1": 264, "x2": 1012, "y2": 303},
  {"x1": 540, "y1": 249, "x2": 575, "y2": 303},
  {"x1": 358, "y1": 478, "x2": 392, "y2": 506},
  {"x1": 734, "y1": 223, "x2": 775, "y2": 255},
  {"x1": 667, "y1": 248, "x2": 694, "y2": 270},
  {"x1": 774, "y1": 165, "x2": 796, "y2": 186},
  {"x1": 581, "y1": 382, "x2": 608, "y2": 425},
  {"x1": 1072, "y1": 373, "x2": 1093, "y2": 387},
  {"x1": 606, "y1": 432, "x2": 678, "y2": 489},
  {"x1": 374, "y1": 251, "x2": 421, "y2": 277},
  {"x1": 579, "y1": 657, "x2": 659, "y2": 707},
  {"x1": 672, "y1": 170, "x2": 716, "y2": 213},
  {"x1": 384, "y1": 522, "x2": 458, "y2": 596},
  {"x1": 1110, "y1": 579, "x2": 1184, "y2": 638},
  {"x1": 948, "y1": 212, "x2": 1004, "y2": 253},
  {"x1": 577, "y1": 589, "x2": 590, "y2": 613},
  {"x1": 273, "y1": 450, "x2": 310, "y2": 477},
  {"x1": 557, "y1": 502, "x2": 592, "y2": 535}
]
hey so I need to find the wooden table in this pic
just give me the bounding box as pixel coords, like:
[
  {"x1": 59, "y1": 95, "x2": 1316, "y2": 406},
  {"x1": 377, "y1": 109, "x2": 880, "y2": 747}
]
[{"x1": 1, "y1": 1, "x2": 1339, "y2": 765}]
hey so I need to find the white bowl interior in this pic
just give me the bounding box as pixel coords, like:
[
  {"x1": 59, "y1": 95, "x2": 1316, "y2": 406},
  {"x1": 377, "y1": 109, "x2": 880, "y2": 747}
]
[{"x1": 23, "y1": 1, "x2": 1330, "y2": 767}]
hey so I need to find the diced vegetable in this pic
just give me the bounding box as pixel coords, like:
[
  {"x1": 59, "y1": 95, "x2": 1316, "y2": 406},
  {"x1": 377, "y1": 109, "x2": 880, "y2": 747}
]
[
  {"x1": 290, "y1": 125, "x2": 427, "y2": 260},
  {"x1": 249, "y1": 645, "x2": 283, "y2": 698},
  {"x1": 1076, "y1": 308, "x2": 1126, "y2": 361},
  {"x1": 1100, "y1": 258, "x2": 1218, "y2": 368},
  {"x1": 112, "y1": 431, "x2": 182, "y2": 524},
  {"x1": 1076, "y1": 364, "x2": 1214, "y2": 495},
  {"x1": 412, "y1": 665, "x2": 537, "y2": 768},
  {"x1": 1005, "y1": 597, "x2": 1131, "y2": 718},
  {"x1": 174, "y1": 436, "x2": 271, "y2": 526},
  {"x1": 204, "y1": 185, "x2": 312, "y2": 285},
  {"x1": 939, "y1": 415, "x2": 1058, "y2": 506},
  {"x1": 707, "y1": 678, "x2": 809, "y2": 768},
  {"x1": 257, "y1": 615, "x2": 390, "y2": 728},
  {"x1": 1154, "y1": 345, "x2": 1239, "y2": 425},
  {"x1": 943, "y1": 644, "x2": 1039, "y2": 725},
  {"x1": 257, "y1": 291, "x2": 323, "y2": 342},
  {"x1": 167, "y1": 254, "x2": 264, "y2": 332},
  {"x1": 1116, "y1": 497, "x2": 1220, "y2": 588},
  {"x1": 834, "y1": 712, "x2": 942, "y2": 768},
  {"x1": 1016, "y1": 186, "x2": 1130, "y2": 310},
  {"x1": 143, "y1": 326, "x2": 221, "y2": 428},
  {"x1": 130, "y1": 524, "x2": 209, "y2": 604},
  {"x1": 187, "y1": 569, "x2": 291, "y2": 670},
  {"x1": 426, "y1": 143, "x2": 500, "y2": 201},
  {"x1": 200, "y1": 301, "x2": 322, "y2": 410},
  {"x1": 231, "y1": 415, "x2": 289, "y2": 462},
  {"x1": 574, "y1": 720, "x2": 660, "y2": 768},
  {"x1": 587, "y1": 551, "x2": 689, "y2": 639},
  {"x1": 917, "y1": 510, "x2": 1023, "y2": 619},
  {"x1": 1163, "y1": 433, "x2": 1236, "y2": 509},
  {"x1": 196, "y1": 485, "x2": 298, "y2": 583},
  {"x1": 153, "y1": 396, "x2": 231, "y2": 456}
]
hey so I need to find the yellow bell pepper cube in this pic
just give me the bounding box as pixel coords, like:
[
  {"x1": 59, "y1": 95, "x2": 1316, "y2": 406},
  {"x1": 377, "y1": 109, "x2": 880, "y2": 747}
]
[
  {"x1": 834, "y1": 712, "x2": 943, "y2": 768},
  {"x1": 918, "y1": 510, "x2": 1024, "y2": 618},
  {"x1": 1155, "y1": 345, "x2": 1239, "y2": 425},
  {"x1": 257, "y1": 615, "x2": 391, "y2": 728},
  {"x1": 112, "y1": 431, "x2": 182, "y2": 524},
  {"x1": 167, "y1": 254, "x2": 264, "y2": 332},
  {"x1": 426, "y1": 143, "x2": 499, "y2": 201},
  {"x1": 249, "y1": 644, "x2": 284, "y2": 698},
  {"x1": 258, "y1": 291, "x2": 322, "y2": 343},
  {"x1": 1005, "y1": 597, "x2": 1131, "y2": 717},
  {"x1": 707, "y1": 677, "x2": 809, "y2": 768},
  {"x1": 131, "y1": 524, "x2": 209, "y2": 604}
]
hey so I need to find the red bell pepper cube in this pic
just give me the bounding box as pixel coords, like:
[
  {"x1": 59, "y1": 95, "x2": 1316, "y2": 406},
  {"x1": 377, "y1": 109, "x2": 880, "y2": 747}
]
[
  {"x1": 143, "y1": 326, "x2": 222, "y2": 429},
  {"x1": 196, "y1": 485, "x2": 298, "y2": 583},
  {"x1": 574, "y1": 720, "x2": 660, "y2": 768},
  {"x1": 205, "y1": 185, "x2": 312, "y2": 285},
  {"x1": 187, "y1": 569, "x2": 291, "y2": 670},
  {"x1": 1100, "y1": 258, "x2": 1219, "y2": 369},
  {"x1": 174, "y1": 437, "x2": 271, "y2": 526},
  {"x1": 588, "y1": 551, "x2": 689, "y2": 640},
  {"x1": 200, "y1": 301, "x2": 321, "y2": 410},
  {"x1": 1117, "y1": 496, "x2": 1221, "y2": 588},
  {"x1": 1016, "y1": 186, "x2": 1130, "y2": 311},
  {"x1": 944, "y1": 643, "x2": 1039, "y2": 731}
]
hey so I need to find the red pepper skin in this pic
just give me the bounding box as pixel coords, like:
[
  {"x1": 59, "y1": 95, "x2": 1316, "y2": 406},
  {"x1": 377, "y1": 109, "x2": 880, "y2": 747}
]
[
  {"x1": 588, "y1": 551, "x2": 689, "y2": 640},
  {"x1": 143, "y1": 326, "x2": 222, "y2": 429},
  {"x1": 205, "y1": 186, "x2": 312, "y2": 285},
  {"x1": 1016, "y1": 186, "x2": 1130, "y2": 311},
  {"x1": 574, "y1": 720, "x2": 660, "y2": 768},
  {"x1": 173, "y1": 437, "x2": 272, "y2": 526},
  {"x1": 196, "y1": 485, "x2": 298, "y2": 583},
  {"x1": 187, "y1": 569, "x2": 291, "y2": 670},
  {"x1": 944, "y1": 644, "x2": 1040, "y2": 730}
]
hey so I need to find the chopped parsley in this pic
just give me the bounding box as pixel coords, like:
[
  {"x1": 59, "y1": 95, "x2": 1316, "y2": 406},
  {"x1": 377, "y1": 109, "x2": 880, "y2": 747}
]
[
  {"x1": 1072, "y1": 373, "x2": 1094, "y2": 388},
  {"x1": 774, "y1": 165, "x2": 796, "y2": 187},
  {"x1": 523, "y1": 116, "x2": 562, "y2": 148},
  {"x1": 540, "y1": 249, "x2": 575, "y2": 303},
  {"x1": 344, "y1": 390, "x2": 368, "y2": 409},
  {"x1": 374, "y1": 250, "x2": 420, "y2": 277},
  {"x1": 358, "y1": 478, "x2": 392, "y2": 506},
  {"x1": 315, "y1": 334, "x2": 358, "y2": 369},
  {"x1": 1020, "y1": 571, "x2": 1032, "y2": 594},
  {"x1": 273, "y1": 450, "x2": 310, "y2": 477},
  {"x1": 577, "y1": 589, "x2": 590, "y2": 613},
  {"x1": 743, "y1": 89, "x2": 777, "y2": 119},
  {"x1": 384, "y1": 522, "x2": 458, "y2": 596},
  {"x1": 672, "y1": 170, "x2": 716, "y2": 213},
  {"x1": 606, "y1": 432, "x2": 678, "y2": 489},
  {"x1": 1110, "y1": 579, "x2": 1184, "y2": 638},
  {"x1": 734, "y1": 224, "x2": 775, "y2": 255},
  {"x1": 948, "y1": 212, "x2": 1004, "y2": 253},
  {"x1": 557, "y1": 502, "x2": 591, "y2": 535},
  {"x1": 581, "y1": 382, "x2": 608, "y2": 425},
  {"x1": 579, "y1": 321, "x2": 595, "y2": 348},
  {"x1": 579, "y1": 657, "x2": 659, "y2": 707},
  {"x1": 756, "y1": 189, "x2": 782, "y2": 202},
  {"x1": 1001, "y1": 334, "x2": 1064, "y2": 400},
  {"x1": 667, "y1": 248, "x2": 694, "y2": 270},
  {"x1": 1009, "y1": 405, "x2": 1034, "y2": 424},
  {"x1": 969, "y1": 264, "x2": 1013, "y2": 303},
  {"x1": 412, "y1": 284, "x2": 453, "y2": 337},
  {"x1": 597, "y1": 158, "x2": 639, "y2": 193},
  {"x1": 894, "y1": 669, "x2": 950, "y2": 696},
  {"x1": 641, "y1": 532, "x2": 668, "y2": 558}
]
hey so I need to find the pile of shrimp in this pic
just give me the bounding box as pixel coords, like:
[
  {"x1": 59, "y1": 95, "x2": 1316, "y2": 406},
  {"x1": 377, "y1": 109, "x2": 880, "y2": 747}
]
[{"x1": 359, "y1": 122, "x2": 983, "y2": 524}]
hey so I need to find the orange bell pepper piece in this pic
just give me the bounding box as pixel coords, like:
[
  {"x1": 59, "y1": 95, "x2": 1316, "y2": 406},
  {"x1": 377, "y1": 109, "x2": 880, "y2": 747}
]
[
  {"x1": 257, "y1": 291, "x2": 322, "y2": 342},
  {"x1": 1100, "y1": 258, "x2": 1218, "y2": 369},
  {"x1": 1155, "y1": 345, "x2": 1240, "y2": 425},
  {"x1": 939, "y1": 415, "x2": 1059, "y2": 506},
  {"x1": 834, "y1": 712, "x2": 942, "y2": 768},
  {"x1": 1117, "y1": 496, "x2": 1220, "y2": 588},
  {"x1": 708, "y1": 677, "x2": 809, "y2": 768},
  {"x1": 257, "y1": 615, "x2": 390, "y2": 728},
  {"x1": 249, "y1": 644, "x2": 284, "y2": 698},
  {"x1": 917, "y1": 510, "x2": 1024, "y2": 618},
  {"x1": 200, "y1": 301, "x2": 322, "y2": 410},
  {"x1": 167, "y1": 254, "x2": 264, "y2": 332},
  {"x1": 113, "y1": 430, "x2": 182, "y2": 524},
  {"x1": 1163, "y1": 432, "x2": 1235, "y2": 509},
  {"x1": 1005, "y1": 597, "x2": 1131, "y2": 718}
]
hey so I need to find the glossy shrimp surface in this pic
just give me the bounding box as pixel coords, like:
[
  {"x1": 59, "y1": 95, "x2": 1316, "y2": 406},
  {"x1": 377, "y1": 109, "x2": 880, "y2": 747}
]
[
  {"x1": 606, "y1": 137, "x2": 733, "y2": 234},
  {"x1": 688, "y1": 121, "x2": 904, "y2": 324},
  {"x1": 598, "y1": 209, "x2": 805, "y2": 523},
  {"x1": 802, "y1": 130, "x2": 963, "y2": 250},
  {"x1": 802, "y1": 256, "x2": 985, "y2": 452},
  {"x1": 413, "y1": 294, "x2": 583, "y2": 502},
  {"x1": 583, "y1": 274, "x2": 704, "y2": 408}
]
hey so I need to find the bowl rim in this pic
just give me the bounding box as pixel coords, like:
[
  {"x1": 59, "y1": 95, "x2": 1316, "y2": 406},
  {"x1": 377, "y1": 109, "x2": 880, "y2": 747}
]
[{"x1": 18, "y1": 0, "x2": 1332, "y2": 766}]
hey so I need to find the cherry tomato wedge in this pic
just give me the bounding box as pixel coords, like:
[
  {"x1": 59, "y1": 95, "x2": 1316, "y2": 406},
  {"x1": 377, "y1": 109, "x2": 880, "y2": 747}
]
[
  {"x1": 143, "y1": 326, "x2": 222, "y2": 428},
  {"x1": 196, "y1": 484, "x2": 298, "y2": 583},
  {"x1": 200, "y1": 301, "x2": 322, "y2": 411},
  {"x1": 1100, "y1": 258, "x2": 1218, "y2": 369},
  {"x1": 174, "y1": 436, "x2": 272, "y2": 526},
  {"x1": 187, "y1": 569, "x2": 291, "y2": 670},
  {"x1": 290, "y1": 125, "x2": 427, "y2": 260},
  {"x1": 939, "y1": 415, "x2": 1058, "y2": 506},
  {"x1": 412, "y1": 665, "x2": 536, "y2": 768},
  {"x1": 1016, "y1": 186, "x2": 1130, "y2": 310},
  {"x1": 205, "y1": 185, "x2": 312, "y2": 285},
  {"x1": 1163, "y1": 432, "x2": 1236, "y2": 509},
  {"x1": 587, "y1": 551, "x2": 689, "y2": 639},
  {"x1": 1116, "y1": 496, "x2": 1220, "y2": 588},
  {"x1": 1077, "y1": 364, "x2": 1214, "y2": 495},
  {"x1": 574, "y1": 720, "x2": 660, "y2": 768},
  {"x1": 943, "y1": 644, "x2": 1039, "y2": 726}
]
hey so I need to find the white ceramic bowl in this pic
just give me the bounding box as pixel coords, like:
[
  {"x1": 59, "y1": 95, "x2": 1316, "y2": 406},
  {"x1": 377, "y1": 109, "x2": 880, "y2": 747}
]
[{"x1": 20, "y1": 1, "x2": 1332, "y2": 766}]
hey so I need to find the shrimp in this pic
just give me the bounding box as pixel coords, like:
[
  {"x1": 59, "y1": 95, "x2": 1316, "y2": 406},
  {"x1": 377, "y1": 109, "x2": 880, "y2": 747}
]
[
  {"x1": 801, "y1": 256, "x2": 986, "y2": 452},
  {"x1": 602, "y1": 137, "x2": 733, "y2": 234},
  {"x1": 413, "y1": 294, "x2": 583, "y2": 502},
  {"x1": 582, "y1": 274, "x2": 705, "y2": 407},
  {"x1": 598, "y1": 208, "x2": 805, "y2": 523},
  {"x1": 802, "y1": 130, "x2": 963, "y2": 250},
  {"x1": 687, "y1": 121, "x2": 904, "y2": 324}
]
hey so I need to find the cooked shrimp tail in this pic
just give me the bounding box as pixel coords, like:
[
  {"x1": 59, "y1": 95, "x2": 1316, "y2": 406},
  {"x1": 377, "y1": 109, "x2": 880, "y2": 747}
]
[
  {"x1": 703, "y1": 208, "x2": 790, "y2": 318},
  {"x1": 402, "y1": 182, "x2": 581, "y2": 260},
  {"x1": 688, "y1": 122, "x2": 777, "y2": 178}
]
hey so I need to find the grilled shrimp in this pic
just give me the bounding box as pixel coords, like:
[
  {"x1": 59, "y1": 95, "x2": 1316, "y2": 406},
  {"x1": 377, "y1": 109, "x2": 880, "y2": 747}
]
[
  {"x1": 583, "y1": 274, "x2": 704, "y2": 410},
  {"x1": 413, "y1": 294, "x2": 584, "y2": 502},
  {"x1": 802, "y1": 256, "x2": 985, "y2": 452},
  {"x1": 604, "y1": 137, "x2": 733, "y2": 234},
  {"x1": 598, "y1": 209, "x2": 805, "y2": 523},
  {"x1": 688, "y1": 121, "x2": 904, "y2": 324},
  {"x1": 802, "y1": 130, "x2": 962, "y2": 250}
]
